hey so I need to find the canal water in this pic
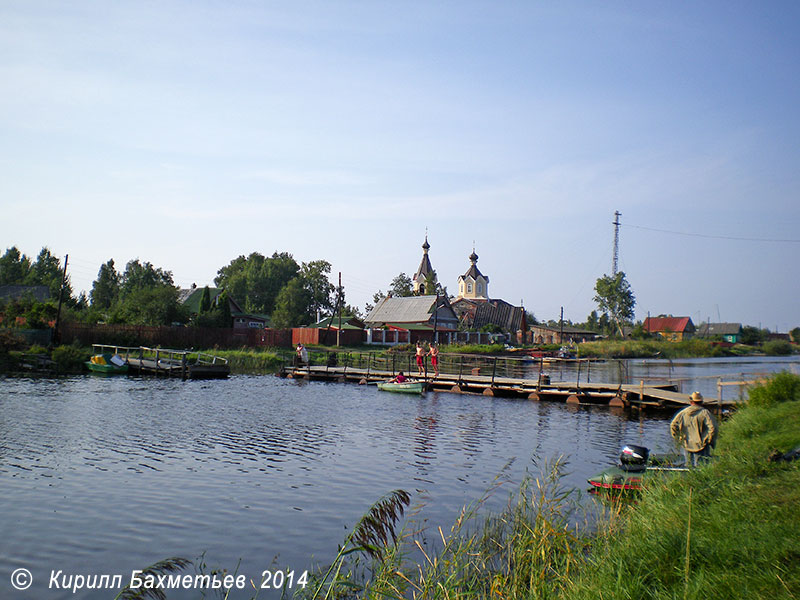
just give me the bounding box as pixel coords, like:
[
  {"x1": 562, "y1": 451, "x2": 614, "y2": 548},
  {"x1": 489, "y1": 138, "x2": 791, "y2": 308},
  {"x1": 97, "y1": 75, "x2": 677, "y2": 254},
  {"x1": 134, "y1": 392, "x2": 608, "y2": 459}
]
[{"x1": 1, "y1": 357, "x2": 797, "y2": 599}]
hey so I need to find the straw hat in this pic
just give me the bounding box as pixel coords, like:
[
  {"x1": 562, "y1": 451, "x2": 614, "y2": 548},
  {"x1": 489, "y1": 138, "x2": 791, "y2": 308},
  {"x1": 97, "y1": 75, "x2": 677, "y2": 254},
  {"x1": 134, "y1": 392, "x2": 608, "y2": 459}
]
[{"x1": 689, "y1": 391, "x2": 704, "y2": 403}]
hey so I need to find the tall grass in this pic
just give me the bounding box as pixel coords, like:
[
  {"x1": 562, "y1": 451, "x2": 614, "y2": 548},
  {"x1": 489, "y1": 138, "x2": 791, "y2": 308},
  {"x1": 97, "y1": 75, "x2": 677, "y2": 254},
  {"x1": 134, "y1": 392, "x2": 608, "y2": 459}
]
[
  {"x1": 565, "y1": 374, "x2": 800, "y2": 600},
  {"x1": 206, "y1": 349, "x2": 285, "y2": 374},
  {"x1": 294, "y1": 373, "x2": 800, "y2": 600},
  {"x1": 297, "y1": 458, "x2": 591, "y2": 600},
  {"x1": 577, "y1": 339, "x2": 722, "y2": 359}
]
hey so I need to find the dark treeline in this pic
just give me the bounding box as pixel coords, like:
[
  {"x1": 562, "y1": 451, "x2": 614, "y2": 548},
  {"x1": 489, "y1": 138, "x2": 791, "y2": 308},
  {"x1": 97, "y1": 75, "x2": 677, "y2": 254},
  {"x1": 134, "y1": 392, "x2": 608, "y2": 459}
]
[{"x1": 0, "y1": 247, "x2": 357, "y2": 330}]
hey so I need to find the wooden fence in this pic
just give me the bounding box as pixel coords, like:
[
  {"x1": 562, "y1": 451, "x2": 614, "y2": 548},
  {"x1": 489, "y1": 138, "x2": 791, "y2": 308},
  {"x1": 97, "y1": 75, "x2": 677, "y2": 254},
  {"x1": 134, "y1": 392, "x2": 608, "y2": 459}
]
[{"x1": 61, "y1": 323, "x2": 292, "y2": 349}]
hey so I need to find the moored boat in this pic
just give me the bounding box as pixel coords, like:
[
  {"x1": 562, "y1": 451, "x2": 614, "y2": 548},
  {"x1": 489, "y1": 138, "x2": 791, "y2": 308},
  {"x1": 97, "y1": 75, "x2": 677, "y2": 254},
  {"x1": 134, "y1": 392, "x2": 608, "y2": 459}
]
[
  {"x1": 588, "y1": 444, "x2": 687, "y2": 491},
  {"x1": 377, "y1": 380, "x2": 426, "y2": 394},
  {"x1": 86, "y1": 353, "x2": 129, "y2": 374}
]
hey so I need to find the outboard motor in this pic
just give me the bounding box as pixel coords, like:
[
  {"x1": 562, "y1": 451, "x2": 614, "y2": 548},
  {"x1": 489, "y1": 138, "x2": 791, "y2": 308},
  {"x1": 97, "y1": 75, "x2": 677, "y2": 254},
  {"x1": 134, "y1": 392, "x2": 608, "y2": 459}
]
[{"x1": 619, "y1": 444, "x2": 649, "y2": 472}]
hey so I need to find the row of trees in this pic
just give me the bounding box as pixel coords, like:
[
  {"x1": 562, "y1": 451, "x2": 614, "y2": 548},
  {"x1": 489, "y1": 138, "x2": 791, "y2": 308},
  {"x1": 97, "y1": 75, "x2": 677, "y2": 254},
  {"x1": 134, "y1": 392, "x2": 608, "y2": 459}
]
[{"x1": 0, "y1": 247, "x2": 344, "y2": 328}]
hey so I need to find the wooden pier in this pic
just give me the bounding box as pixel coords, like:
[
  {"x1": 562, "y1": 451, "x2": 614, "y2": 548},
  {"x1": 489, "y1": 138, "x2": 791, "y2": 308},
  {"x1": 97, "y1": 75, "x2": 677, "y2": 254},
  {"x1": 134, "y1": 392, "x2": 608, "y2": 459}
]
[
  {"x1": 92, "y1": 345, "x2": 230, "y2": 379},
  {"x1": 278, "y1": 351, "x2": 748, "y2": 411}
]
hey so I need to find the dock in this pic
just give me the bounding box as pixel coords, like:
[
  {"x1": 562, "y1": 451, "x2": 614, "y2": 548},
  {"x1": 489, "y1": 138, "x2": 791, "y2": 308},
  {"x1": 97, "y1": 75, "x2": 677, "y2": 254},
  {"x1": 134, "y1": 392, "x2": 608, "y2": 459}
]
[
  {"x1": 92, "y1": 345, "x2": 230, "y2": 379},
  {"x1": 278, "y1": 351, "x2": 748, "y2": 411}
]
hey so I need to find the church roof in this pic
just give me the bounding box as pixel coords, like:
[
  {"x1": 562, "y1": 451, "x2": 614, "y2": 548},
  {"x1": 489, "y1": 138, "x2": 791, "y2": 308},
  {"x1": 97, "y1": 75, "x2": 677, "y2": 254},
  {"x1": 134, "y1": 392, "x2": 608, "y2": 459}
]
[
  {"x1": 413, "y1": 236, "x2": 433, "y2": 282},
  {"x1": 460, "y1": 264, "x2": 486, "y2": 281}
]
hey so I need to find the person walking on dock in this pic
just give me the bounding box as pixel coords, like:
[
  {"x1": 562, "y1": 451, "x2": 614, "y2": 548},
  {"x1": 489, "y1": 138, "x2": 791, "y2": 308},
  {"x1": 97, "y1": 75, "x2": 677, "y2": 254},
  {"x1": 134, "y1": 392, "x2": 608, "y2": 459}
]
[{"x1": 670, "y1": 391, "x2": 718, "y2": 467}]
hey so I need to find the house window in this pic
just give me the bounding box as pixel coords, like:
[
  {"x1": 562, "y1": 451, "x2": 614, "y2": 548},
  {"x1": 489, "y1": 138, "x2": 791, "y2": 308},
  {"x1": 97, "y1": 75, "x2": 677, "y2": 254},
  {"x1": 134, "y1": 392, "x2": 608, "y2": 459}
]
[
  {"x1": 467, "y1": 283, "x2": 473, "y2": 293},
  {"x1": 477, "y1": 284, "x2": 482, "y2": 294}
]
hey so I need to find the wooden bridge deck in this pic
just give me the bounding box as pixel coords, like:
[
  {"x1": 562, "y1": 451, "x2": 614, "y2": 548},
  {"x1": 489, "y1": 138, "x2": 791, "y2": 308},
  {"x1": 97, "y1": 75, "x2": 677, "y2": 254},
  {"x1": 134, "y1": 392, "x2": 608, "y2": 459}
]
[{"x1": 279, "y1": 365, "x2": 739, "y2": 410}]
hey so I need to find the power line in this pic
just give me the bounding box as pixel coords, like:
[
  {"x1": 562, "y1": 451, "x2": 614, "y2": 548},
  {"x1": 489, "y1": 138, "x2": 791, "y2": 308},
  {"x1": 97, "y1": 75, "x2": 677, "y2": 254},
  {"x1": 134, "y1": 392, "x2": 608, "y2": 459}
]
[{"x1": 624, "y1": 223, "x2": 800, "y2": 243}]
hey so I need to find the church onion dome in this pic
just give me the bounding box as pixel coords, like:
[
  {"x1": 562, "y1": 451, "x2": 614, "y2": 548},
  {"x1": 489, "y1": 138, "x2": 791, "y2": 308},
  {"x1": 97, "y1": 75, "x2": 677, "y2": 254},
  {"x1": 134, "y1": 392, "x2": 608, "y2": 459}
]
[
  {"x1": 469, "y1": 250, "x2": 478, "y2": 263},
  {"x1": 422, "y1": 237, "x2": 430, "y2": 252}
]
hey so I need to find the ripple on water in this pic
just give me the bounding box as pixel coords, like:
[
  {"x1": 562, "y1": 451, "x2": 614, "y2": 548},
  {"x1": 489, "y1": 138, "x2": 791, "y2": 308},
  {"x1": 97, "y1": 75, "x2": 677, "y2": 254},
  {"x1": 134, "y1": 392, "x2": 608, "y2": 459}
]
[{"x1": 4, "y1": 362, "x2": 792, "y2": 598}]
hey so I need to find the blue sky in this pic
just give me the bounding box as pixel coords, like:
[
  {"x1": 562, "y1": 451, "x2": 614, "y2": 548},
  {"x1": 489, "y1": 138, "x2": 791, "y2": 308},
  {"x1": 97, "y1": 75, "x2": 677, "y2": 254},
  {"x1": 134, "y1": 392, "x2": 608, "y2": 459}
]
[{"x1": 2, "y1": 1, "x2": 799, "y2": 330}]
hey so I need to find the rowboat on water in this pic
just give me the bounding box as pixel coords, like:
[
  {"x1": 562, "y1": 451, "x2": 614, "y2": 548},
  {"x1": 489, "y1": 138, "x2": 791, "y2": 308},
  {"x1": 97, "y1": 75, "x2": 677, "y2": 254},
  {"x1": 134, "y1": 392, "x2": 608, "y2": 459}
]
[
  {"x1": 377, "y1": 380, "x2": 426, "y2": 394},
  {"x1": 588, "y1": 444, "x2": 687, "y2": 492},
  {"x1": 86, "y1": 353, "x2": 129, "y2": 375}
]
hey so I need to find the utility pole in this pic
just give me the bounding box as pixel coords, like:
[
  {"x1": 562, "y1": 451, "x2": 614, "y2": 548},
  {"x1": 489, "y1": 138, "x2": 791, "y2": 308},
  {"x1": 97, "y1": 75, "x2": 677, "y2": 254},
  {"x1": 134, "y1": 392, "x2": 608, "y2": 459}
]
[
  {"x1": 559, "y1": 306, "x2": 564, "y2": 345},
  {"x1": 337, "y1": 272, "x2": 342, "y2": 347},
  {"x1": 53, "y1": 254, "x2": 69, "y2": 346},
  {"x1": 612, "y1": 210, "x2": 621, "y2": 276}
]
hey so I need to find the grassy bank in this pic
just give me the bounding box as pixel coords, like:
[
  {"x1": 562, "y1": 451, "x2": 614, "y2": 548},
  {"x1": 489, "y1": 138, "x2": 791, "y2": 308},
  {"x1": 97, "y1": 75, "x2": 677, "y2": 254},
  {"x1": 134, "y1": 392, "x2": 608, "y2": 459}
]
[
  {"x1": 299, "y1": 372, "x2": 800, "y2": 599},
  {"x1": 576, "y1": 338, "x2": 761, "y2": 359},
  {"x1": 204, "y1": 348, "x2": 285, "y2": 374}
]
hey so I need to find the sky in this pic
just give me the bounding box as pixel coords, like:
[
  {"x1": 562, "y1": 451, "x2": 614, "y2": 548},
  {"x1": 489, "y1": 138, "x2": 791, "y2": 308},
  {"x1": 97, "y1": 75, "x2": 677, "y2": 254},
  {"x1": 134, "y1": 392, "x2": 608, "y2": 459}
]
[{"x1": 1, "y1": 1, "x2": 799, "y2": 331}]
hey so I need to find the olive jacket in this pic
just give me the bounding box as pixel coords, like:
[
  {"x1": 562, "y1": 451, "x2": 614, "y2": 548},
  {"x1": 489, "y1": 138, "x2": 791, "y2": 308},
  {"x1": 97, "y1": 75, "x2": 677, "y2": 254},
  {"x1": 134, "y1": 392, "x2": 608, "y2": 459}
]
[{"x1": 670, "y1": 404, "x2": 718, "y2": 453}]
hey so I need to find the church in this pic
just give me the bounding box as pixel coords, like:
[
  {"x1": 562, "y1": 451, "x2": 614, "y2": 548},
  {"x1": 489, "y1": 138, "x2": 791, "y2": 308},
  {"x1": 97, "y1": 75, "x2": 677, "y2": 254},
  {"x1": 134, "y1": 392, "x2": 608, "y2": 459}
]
[{"x1": 414, "y1": 236, "x2": 527, "y2": 339}]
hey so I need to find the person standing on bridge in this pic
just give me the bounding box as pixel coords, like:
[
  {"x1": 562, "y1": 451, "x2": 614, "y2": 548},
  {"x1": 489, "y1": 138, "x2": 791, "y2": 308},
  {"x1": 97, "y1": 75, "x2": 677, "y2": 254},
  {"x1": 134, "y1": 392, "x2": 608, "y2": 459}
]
[
  {"x1": 670, "y1": 391, "x2": 718, "y2": 467},
  {"x1": 415, "y1": 341, "x2": 426, "y2": 376}
]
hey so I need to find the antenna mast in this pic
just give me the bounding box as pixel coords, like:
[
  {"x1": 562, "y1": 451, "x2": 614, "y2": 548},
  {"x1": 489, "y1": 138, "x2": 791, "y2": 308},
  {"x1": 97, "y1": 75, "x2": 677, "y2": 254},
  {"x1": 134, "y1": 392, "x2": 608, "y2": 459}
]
[{"x1": 612, "y1": 211, "x2": 621, "y2": 275}]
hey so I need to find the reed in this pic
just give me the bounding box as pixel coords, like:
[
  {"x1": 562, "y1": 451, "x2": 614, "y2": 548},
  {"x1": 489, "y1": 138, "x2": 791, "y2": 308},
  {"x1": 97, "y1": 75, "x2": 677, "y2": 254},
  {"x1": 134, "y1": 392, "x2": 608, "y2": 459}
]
[
  {"x1": 201, "y1": 348, "x2": 285, "y2": 374},
  {"x1": 297, "y1": 458, "x2": 590, "y2": 600},
  {"x1": 294, "y1": 374, "x2": 800, "y2": 600}
]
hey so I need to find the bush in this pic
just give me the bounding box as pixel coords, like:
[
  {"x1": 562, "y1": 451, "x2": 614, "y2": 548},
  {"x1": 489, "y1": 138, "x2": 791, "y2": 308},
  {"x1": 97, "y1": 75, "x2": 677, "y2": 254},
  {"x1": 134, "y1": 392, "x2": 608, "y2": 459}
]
[
  {"x1": 0, "y1": 329, "x2": 26, "y2": 352},
  {"x1": 762, "y1": 339, "x2": 794, "y2": 356},
  {"x1": 749, "y1": 371, "x2": 800, "y2": 407},
  {"x1": 51, "y1": 345, "x2": 89, "y2": 371}
]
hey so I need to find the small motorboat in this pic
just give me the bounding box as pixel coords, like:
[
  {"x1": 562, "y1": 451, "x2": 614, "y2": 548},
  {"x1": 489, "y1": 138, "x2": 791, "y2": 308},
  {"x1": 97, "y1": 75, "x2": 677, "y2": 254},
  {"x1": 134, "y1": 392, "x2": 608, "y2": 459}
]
[
  {"x1": 86, "y1": 353, "x2": 129, "y2": 374},
  {"x1": 377, "y1": 380, "x2": 426, "y2": 394},
  {"x1": 588, "y1": 444, "x2": 687, "y2": 491}
]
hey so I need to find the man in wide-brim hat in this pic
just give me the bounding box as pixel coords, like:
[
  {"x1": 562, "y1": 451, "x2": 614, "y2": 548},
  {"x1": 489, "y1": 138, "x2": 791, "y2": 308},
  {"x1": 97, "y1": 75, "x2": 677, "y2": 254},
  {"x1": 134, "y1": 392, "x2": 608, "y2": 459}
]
[{"x1": 670, "y1": 391, "x2": 718, "y2": 467}]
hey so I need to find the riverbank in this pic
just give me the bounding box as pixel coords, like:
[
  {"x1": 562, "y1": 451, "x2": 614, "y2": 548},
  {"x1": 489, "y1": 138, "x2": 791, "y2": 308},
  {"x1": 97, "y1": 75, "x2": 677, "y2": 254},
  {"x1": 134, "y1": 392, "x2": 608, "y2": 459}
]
[{"x1": 301, "y1": 372, "x2": 800, "y2": 599}]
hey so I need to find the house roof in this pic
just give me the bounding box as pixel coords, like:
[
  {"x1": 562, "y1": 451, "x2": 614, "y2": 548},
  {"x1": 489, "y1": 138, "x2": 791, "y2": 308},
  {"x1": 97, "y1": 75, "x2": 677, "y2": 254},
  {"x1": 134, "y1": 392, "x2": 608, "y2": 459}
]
[
  {"x1": 473, "y1": 299, "x2": 525, "y2": 332},
  {"x1": 309, "y1": 315, "x2": 365, "y2": 330},
  {"x1": 643, "y1": 316, "x2": 695, "y2": 333},
  {"x1": 180, "y1": 287, "x2": 243, "y2": 313},
  {"x1": 696, "y1": 322, "x2": 742, "y2": 336},
  {"x1": 365, "y1": 295, "x2": 458, "y2": 329}
]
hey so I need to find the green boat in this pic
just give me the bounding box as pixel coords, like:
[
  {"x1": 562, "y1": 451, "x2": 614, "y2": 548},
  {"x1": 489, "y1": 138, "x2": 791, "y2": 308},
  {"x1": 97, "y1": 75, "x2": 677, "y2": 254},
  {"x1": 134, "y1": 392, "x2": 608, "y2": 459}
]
[
  {"x1": 588, "y1": 444, "x2": 687, "y2": 492},
  {"x1": 86, "y1": 353, "x2": 129, "y2": 374},
  {"x1": 377, "y1": 380, "x2": 426, "y2": 394}
]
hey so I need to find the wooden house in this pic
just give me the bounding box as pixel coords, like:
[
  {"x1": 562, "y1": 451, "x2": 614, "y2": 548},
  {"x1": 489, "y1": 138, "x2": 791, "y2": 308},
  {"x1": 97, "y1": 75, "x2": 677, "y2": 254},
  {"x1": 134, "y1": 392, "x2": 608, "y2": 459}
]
[
  {"x1": 643, "y1": 316, "x2": 696, "y2": 341},
  {"x1": 364, "y1": 295, "x2": 458, "y2": 342},
  {"x1": 696, "y1": 322, "x2": 743, "y2": 344},
  {"x1": 179, "y1": 286, "x2": 269, "y2": 329}
]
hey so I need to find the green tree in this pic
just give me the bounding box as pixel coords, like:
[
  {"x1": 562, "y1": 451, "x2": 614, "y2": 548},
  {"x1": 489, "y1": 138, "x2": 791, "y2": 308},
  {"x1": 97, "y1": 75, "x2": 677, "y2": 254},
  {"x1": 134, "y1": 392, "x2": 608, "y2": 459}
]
[
  {"x1": 90, "y1": 259, "x2": 120, "y2": 309},
  {"x1": 300, "y1": 260, "x2": 334, "y2": 318},
  {"x1": 790, "y1": 327, "x2": 800, "y2": 344},
  {"x1": 119, "y1": 259, "x2": 174, "y2": 296},
  {"x1": 271, "y1": 277, "x2": 313, "y2": 328},
  {"x1": 593, "y1": 271, "x2": 635, "y2": 336},
  {"x1": 113, "y1": 286, "x2": 185, "y2": 326},
  {"x1": 741, "y1": 325, "x2": 767, "y2": 345},
  {"x1": 390, "y1": 273, "x2": 414, "y2": 297},
  {"x1": 111, "y1": 259, "x2": 184, "y2": 325},
  {"x1": 214, "y1": 251, "x2": 300, "y2": 314},
  {"x1": 26, "y1": 248, "x2": 71, "y2": 300},
  {"x1": 0, "y1": 246, "x2": 32, "y2": 286},
  {"x1": 199, "y1": 286, "x2": 212, "y2": 313}
]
